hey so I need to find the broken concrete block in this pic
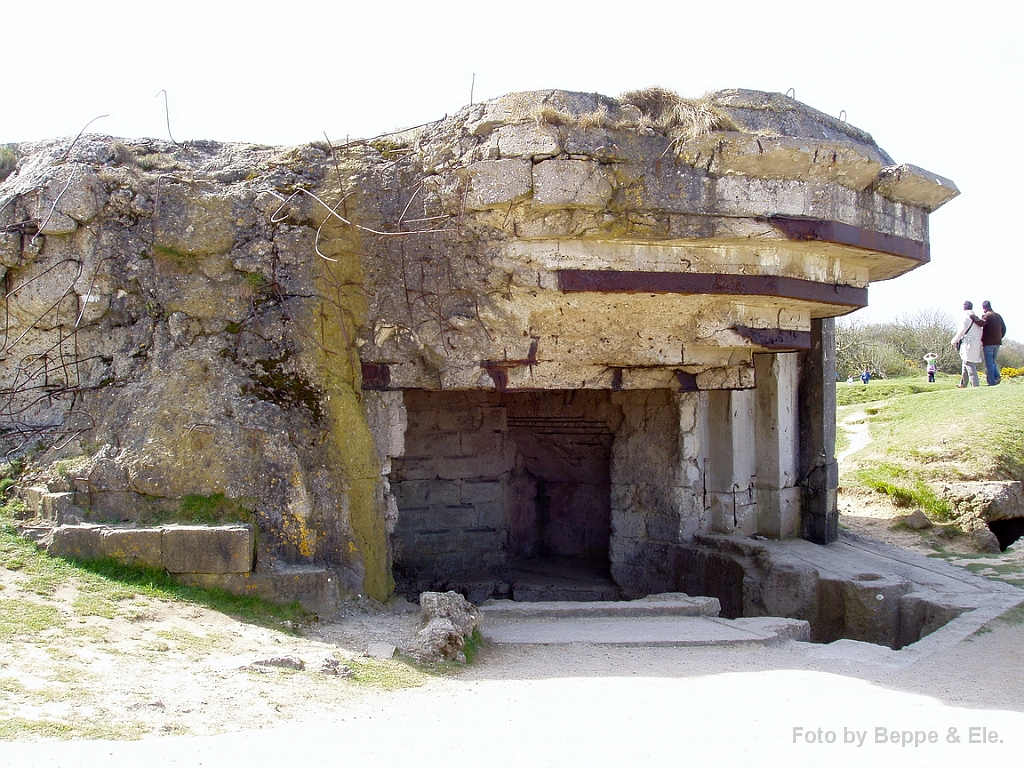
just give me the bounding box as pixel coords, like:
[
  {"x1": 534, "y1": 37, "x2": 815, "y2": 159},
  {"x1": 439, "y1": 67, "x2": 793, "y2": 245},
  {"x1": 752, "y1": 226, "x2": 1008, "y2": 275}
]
[
  {"x1": 681, "y1": 133, "x2": 885, "y2": 191},
  {"x1": 874, "y1": 164, "x2": 959, "y2": 211},
  {"x1": 465, "y1": 159, "x2": 533, "y2": 210},
  {"x1": 496, "y1": 123, "x2": 560, "y2": 159},
  {"x1": 532, "y1": 159, "x2": 613, "y2": 208}
]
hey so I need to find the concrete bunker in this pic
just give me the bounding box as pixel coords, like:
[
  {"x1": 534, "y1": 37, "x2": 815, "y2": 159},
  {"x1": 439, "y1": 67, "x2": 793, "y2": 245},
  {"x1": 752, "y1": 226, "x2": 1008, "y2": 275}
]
[{"x1": 1, "y1": 87, "x2": 971, "y2": 646}]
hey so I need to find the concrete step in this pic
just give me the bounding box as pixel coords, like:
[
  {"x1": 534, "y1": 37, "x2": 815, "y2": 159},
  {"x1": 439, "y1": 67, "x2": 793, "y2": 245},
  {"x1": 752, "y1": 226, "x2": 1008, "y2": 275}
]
[
  {"x1": 175, "y1": 564, "x2": 340, "y2": 615},
  {"x1": 480, "y1": 592, "x2": 720, "y2": 619},
  {"x1": 479, "y1": 593, "x2": 808, "y2": 647},
  {"x1": 482, "y1": 614, "x2": 810, "y2": 647}
]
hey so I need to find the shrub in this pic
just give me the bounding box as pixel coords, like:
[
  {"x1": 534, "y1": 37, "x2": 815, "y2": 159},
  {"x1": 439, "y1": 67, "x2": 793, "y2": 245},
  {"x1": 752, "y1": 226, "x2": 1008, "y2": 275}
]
[{"x1": 0, "y1": 146, "x2": 17, "y2": 181}]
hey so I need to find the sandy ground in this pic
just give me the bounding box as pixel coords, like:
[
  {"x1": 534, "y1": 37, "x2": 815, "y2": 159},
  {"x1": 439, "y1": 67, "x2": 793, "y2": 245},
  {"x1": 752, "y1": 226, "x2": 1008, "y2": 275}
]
[{"x1": 2, "y1": 408, "x2": 1024, "y2": 765}]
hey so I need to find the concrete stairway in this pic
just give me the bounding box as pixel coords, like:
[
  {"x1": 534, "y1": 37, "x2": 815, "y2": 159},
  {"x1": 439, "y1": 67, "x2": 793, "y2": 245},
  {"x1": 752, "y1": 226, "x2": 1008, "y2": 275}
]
[{"x1": 479, "y1": 593, "x2": 811, "y2": 646}]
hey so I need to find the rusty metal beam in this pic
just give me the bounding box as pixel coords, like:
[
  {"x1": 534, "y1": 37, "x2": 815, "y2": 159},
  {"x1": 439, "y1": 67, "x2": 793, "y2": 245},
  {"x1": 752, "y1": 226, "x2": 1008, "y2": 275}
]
[
  {"x1": 557, "y1": 270, "x2": 867, "y2": 308},
  {"x1": 360, "y1": 363, "x2": 391, "y2": 390},
  {"x1": 769, "y1": 217, "x2": 929, "y2": 263}
]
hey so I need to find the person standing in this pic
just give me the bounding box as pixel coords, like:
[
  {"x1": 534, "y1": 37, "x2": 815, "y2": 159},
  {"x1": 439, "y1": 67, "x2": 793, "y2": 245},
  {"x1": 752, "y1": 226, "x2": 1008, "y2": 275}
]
[
  {"x1": 980, "y1": 300, "x2": 1006, "y2": 386},
  {"x1": 951, "y1": 300, "x2": 984, "y2": 388}
]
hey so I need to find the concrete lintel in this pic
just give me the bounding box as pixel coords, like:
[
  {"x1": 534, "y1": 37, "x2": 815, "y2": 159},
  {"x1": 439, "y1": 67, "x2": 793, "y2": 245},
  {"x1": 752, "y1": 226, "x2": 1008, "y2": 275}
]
[
  {"x1": 769, "y1": 216, "x2": 929, "y2": 263},
  {"x1": 734, "y1": 326, "x2": 811, "y2": 350},
  {"x1": 557, "y1": 270, "x2": 867, "y2": 309}
]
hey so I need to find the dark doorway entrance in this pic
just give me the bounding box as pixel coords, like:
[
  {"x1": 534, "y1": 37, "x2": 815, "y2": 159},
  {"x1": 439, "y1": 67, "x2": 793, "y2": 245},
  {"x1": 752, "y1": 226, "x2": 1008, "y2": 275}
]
[{"x1": 390, "y1": 389, "x2": 621, "y2": 601}]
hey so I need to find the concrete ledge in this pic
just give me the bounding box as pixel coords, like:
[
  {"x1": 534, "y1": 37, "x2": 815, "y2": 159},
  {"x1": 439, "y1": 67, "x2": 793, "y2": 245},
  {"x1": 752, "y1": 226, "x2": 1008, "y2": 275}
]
[
  {"x1": 162, "y1": 525, "x2": 253, "y2": 574},
  {"x1": 48, "y1": 523, "x2": 254, "y2": 574},
  {"x1": 481, "y1": 593, "x2": 721, "y2": 619},
  {"x1": 174, "y1": 567, "x2": 340, "y2": 615},
  {"x1": 482, "y1": 614, "x2": 810, "y2": 646}
]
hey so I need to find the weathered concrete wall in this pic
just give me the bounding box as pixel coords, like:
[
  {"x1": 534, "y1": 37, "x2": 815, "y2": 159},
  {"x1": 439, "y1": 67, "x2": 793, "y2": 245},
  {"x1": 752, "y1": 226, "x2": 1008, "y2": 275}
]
[{"x1": 0, "y1": 138, "x2": 396, "y2": 600}]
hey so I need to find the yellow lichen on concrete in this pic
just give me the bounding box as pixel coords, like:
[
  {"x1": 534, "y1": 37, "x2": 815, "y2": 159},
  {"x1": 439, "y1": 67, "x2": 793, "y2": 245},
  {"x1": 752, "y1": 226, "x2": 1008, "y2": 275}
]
[{"x1": 305, "y1": 192, "x2": 394, "y2": 601}]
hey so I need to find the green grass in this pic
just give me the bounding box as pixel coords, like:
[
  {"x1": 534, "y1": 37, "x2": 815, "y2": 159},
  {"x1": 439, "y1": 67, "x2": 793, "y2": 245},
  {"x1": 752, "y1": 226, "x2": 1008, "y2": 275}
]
[
  {"x1": 854, "y1": 462, "x2": 954, "y2": 520},
  {"x1": 839, "y1": 377, "x2": 1024, "y2": 527},
  {"x1": 343, "y1": 657, "x2": 428, "y2": 690},
  {"x1": 840, "y1": 377, "x2": 1024, "y2": 483},
  {"x1": 0, "y1": 718, "x2": 148, "y2": 741},
  {"x1": 996, "y1": 603, "x2": 1024, "y2": 625},
  {"x1": 0, "y1": 599, "x2": 65, "y2": 639},
  {"x1": 837, "y1": 375, "x2": 960, "y2": 406},
  {"x1": 172, "y1": 493, "x2": 256, "y2": 525}
]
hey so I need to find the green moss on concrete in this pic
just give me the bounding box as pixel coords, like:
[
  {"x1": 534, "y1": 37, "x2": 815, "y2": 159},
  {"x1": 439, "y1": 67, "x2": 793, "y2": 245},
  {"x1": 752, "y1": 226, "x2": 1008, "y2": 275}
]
[{"x1": 304, "y1": 187, "x2": 393, "y2": 601}]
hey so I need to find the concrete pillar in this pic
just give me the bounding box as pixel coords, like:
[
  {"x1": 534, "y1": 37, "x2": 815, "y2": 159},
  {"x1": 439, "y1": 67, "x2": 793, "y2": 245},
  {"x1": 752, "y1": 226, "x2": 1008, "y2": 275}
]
[
  {"x1": 609, "y1": 390, "x2": 701, "y2": 595},
  {"x1": 753, "y1": 353, "x2": 801, "y2": 538},
  {"x1": 798, "y1": 318, "x2": 838, "y2": 544},
  {"x1": 701, "y1": 389, "x2": 757, "y2": 534}
]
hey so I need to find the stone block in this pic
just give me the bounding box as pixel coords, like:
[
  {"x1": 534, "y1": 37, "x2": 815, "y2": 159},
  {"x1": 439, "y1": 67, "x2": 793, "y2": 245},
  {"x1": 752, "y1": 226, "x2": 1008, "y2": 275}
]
[
  {"x1": 533, "y1": 159, "x2": 613, "y2": 208},
  {"x1": 496, "y1": 124, "x2": 560, "y2": 160},
  {"x1": 427, "y1": 503, "x2": 478, "y2": 531},
  {"x1": 480, "y1": 406, "x2": 508, "y2": 432},
  {"x1": 395, "y1": 479, "x2": 461, "y2": 507},
  {"x1": 391, "y1": 457, "x2": 439, "y2": 482},
  {"x1": 474, "y1": 500, "x2": 505, "y2": 528},
  {"x1": 705, "y1": 492, "x2": 758, "y2": 535},
  {"x1": 435, "y1": 407, "x2": 483, "y2": 432},
  {"x1": 100, "y1": 527, "x2": 164, "y2": 569},
  {"x1": 407, "y1": 430, "x2": 464, "y2": 457},
  {"x1": 50, "y1": 525, "x2": 110, "y2": 561},
  {"x1": 361, "y1": 391, "x2": 407, "y2": 461},
  {"x1": 175, "y1": 566, "x2": 339, "y2": 614},
  {"x1": 465, "y1": 159, "x2": 533, "y2": 210},
  {"x1": 436, "y1": 456, "x2": 483, "y2": 480},
  {"x1": 459, "y1": 527, "x2": 504, "y2": 552},
  {"x1": 632, "y1": 158, "x2": 709, "y2": 213},
  {"x1": 609, "y1": 505, "x2": 646, "y2": 540},
  {"x1": 645, "y1": 513, "x2": 681, "y2": 543},
  {"x1": 478, "y1": 448, "x2": 515, "y2": 477},
  {"x1": 161, "y1": 525, "x2": 254, "y2": 574},
  {"x1": 410, "y1": 529, "x2": 459, "y2": 556},
  {"x1": 39, "y1": 492, "x2": 79, "y2": 523},
  {"x1": 460, "y1": 430, "x2": 505, "y2": 456},
  {"x1": 755, "y1": 486, "x2": 802, "y2": 539},
  {"x1": 461, "y1": 479, "x2": 503, "y2": 505},
  {"x1": 20, "y1": 486, "x2": 48, "y2": 515}
]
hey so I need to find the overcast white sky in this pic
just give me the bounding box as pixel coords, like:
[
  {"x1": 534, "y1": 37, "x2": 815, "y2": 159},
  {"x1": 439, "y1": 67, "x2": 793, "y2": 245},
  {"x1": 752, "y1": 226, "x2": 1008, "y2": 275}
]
[{"x1": 5, "y1": 0, "x2": 1022, "y2": 337}]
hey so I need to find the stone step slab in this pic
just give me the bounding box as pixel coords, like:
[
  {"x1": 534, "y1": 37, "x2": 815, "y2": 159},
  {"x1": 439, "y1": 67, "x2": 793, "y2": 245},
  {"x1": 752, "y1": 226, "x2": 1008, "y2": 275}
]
[
  {"x1": 480, "y1": 592, "x2": 720, "y2": 619},
  {"x1": 174, "y1": 566, "x2": 340, "y2": 615},
  {"x1": 47, "y1": 523, "x2": 254, "y2": 574},
  {"x1": 482, "y1": 615, "x2": 810, "y2": 646}
]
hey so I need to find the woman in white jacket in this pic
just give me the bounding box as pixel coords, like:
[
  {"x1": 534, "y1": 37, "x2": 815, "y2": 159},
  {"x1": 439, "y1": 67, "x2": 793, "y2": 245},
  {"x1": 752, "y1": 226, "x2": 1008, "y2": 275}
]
[{"x1": 951, "y1": 300, "x2": 984, "y2": 388}]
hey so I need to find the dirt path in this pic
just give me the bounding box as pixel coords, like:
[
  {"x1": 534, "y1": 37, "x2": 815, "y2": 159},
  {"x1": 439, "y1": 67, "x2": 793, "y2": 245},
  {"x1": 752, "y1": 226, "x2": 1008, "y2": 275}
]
[{"x1": 837, "y1": 405, "x2": 872, "y2": 464}]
